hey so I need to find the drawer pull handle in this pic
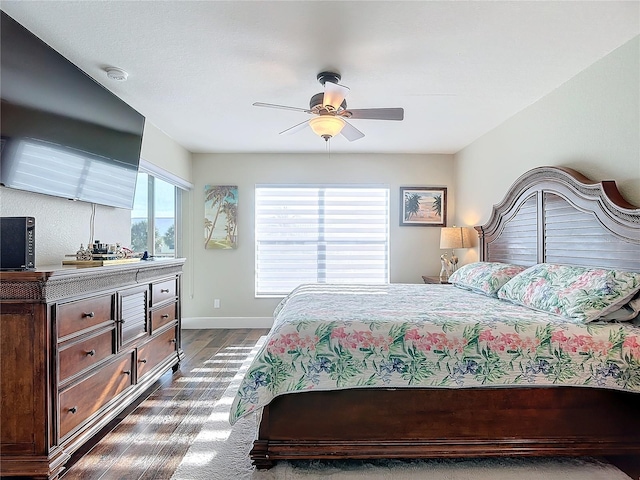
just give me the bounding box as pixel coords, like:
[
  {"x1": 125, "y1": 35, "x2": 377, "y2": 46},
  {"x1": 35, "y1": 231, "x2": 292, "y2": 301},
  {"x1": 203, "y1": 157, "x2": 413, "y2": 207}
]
[
  {"x1": 161, "y1": 314, "x2": 170, "y2": 319},
  {"x1": 69, "y1": 406, "x2": 78, "y2": 414},
  {"x1": 82, "y1": 312, "x2": 95, "y2": 318},
  {"x1": 86, "y1": 349, "x2": 96, "y2": 356},
  {"x1": 160, "y1": 288, "x2": 170, "y2": 293},
  {"x1": 139, "y1": 359, "x2": 147, "y2": 363},
  {"x1": 170, "y1": 338, "x2": 177, "y2": 344},
  {"x1": 123, "y1": 370, "x2": 131, "y2": 375}
]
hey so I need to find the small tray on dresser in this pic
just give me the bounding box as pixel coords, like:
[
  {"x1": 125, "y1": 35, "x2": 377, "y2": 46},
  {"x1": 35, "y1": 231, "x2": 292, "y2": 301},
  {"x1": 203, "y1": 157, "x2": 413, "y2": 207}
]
[{"x1": 62, "y1": 258, "x2": 141, "y2": 266}]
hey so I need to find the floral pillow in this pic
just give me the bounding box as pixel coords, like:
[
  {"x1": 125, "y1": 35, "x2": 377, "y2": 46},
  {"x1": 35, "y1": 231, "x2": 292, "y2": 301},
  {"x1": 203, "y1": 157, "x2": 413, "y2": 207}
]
[
  {"x1": 497, "y1": 263, "x2": 640, "y2": 323},
  {"x1": 448, "y1": 262, "x2": 527, "y2": 297}
]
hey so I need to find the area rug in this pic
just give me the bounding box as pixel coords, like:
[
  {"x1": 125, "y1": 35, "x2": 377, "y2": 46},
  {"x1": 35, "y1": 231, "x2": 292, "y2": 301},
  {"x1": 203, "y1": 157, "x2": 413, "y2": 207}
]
[{"x1": 171, "y1": 337, "x2": 630, "y2": 480}]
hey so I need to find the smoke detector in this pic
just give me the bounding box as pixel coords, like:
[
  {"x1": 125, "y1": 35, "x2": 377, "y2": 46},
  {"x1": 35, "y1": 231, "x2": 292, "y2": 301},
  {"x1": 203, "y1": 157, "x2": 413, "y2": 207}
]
[{"x1": 105, "y1": 67, "x2": 128, "y2": 81}]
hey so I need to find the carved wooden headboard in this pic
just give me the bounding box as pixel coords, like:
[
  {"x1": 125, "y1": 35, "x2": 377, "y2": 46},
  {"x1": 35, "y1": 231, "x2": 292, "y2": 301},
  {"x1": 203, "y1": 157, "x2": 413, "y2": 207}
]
[{"x1": 476, "y1": 166, "x2": 640, "y2": 272}]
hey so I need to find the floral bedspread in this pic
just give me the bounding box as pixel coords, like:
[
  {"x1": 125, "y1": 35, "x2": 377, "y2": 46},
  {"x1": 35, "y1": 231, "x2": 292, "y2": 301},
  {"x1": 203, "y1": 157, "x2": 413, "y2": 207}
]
[{"x1": 229, "y1": 283, "x2": 640, "y2": 424}]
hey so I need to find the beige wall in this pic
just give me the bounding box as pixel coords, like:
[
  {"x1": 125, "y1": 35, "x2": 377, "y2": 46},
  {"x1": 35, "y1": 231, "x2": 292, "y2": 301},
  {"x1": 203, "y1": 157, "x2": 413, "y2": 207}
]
[
  {"x1": 181, "y1": 153, "x2": 454, "y2": 325},
  {"x1": 140, "y1": 122, "x2": 193, "y2": 184},
  {"x1": 0, "y1": 187, "x2": 131, "y2": 266},
  {"x1": 185, "y1": 33, "x2": 639, "y2": 325},
  {"x1": 454, "y1": 36, "x2": 640, "y2": 266},
  {"x1": 0, "y1": 121, "x2": 191, "y2": 266}
]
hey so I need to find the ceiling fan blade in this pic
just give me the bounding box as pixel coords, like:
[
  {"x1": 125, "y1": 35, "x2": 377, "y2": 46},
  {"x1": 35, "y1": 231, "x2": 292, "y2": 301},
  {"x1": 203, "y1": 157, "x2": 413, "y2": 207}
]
[
  {"x1": 343, "y1": 108, "x2": 404, "y2": 121},
  {"x1": 279, "y1": 119, "x2": 310, "y2": 136},
  {"x1": 253, "y1": 102, "x2": 313, "y2": 114},
  {"x1": 340, "y1": 120, "x2": 365, "y2": 142},
  {"x1": 323, "y1": 82, "x2": 350, "y2": 111}
]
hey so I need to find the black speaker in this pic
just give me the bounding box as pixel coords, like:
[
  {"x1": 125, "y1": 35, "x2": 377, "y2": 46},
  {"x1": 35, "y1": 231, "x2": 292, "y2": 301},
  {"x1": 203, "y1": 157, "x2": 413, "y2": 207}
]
[{"x1": 1, "y1": 217, "x2": 35, "y2": 270}]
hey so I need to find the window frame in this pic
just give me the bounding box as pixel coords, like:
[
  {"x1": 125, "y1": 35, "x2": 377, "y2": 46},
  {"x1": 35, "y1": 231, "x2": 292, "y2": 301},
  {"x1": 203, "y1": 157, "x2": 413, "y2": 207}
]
[
  {"x1": 131, "y1": 160, "x2": 191, "y2": 258},
  {"x1": 255, "y1": 184, "x2": 390, "y2": 298}
]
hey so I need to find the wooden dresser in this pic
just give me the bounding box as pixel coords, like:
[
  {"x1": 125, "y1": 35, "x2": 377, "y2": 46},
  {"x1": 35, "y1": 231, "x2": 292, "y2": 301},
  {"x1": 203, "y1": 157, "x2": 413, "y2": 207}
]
[{"x1": 0, "y1": 258, "x2": 185, "y2": 479}]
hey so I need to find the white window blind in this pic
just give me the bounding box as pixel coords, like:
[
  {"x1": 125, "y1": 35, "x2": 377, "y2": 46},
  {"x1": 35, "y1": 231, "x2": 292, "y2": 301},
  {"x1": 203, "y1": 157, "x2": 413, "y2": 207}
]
[{"x1": 255, "y1": 186, "x2": 390, "y2": 296}]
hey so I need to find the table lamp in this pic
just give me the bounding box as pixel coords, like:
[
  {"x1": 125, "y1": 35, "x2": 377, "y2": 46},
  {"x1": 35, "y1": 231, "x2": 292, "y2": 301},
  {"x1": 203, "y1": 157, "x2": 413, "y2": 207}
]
[{"x1": 440, "y1": 226, "x2": 473, "y2": 277}]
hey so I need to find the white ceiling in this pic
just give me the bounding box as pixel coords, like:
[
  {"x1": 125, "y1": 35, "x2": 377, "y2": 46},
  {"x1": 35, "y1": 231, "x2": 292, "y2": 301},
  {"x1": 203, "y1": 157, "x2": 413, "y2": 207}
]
[{"x1": 2, "y1": 1, "x2": 638, "y2": 155}]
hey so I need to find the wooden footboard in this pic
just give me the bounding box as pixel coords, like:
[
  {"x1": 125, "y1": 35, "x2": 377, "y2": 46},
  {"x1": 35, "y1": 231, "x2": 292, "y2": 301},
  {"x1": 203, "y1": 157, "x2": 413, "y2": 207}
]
[{"x1": 251, "y1": 387, "x2": 640, "y2": 469}]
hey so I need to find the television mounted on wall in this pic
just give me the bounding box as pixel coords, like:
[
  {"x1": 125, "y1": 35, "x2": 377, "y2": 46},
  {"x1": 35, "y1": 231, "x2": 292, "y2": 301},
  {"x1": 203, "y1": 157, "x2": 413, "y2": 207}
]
[{"x1": 0, "y1": 10, "x2": 145, "y2": 209}]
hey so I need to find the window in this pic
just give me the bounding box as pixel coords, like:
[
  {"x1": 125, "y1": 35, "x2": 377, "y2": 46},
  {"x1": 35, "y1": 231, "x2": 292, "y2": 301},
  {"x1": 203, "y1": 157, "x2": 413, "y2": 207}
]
[
  {"x1": 131, "y1": 161, "x2": 190, "y2": 258},
  {"x1": 255, "y1": 186, "x2": 389, "y2": 297}
]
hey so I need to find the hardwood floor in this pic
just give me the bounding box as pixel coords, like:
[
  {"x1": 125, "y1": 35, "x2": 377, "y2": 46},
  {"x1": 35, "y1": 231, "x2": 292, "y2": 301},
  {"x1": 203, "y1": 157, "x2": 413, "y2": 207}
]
[
  {"x1": 59, "y1": 328, "x2": 268, "y2": 480},
  {"x1": 54, "y1": 328, "x2": 638, "y2": 480}
]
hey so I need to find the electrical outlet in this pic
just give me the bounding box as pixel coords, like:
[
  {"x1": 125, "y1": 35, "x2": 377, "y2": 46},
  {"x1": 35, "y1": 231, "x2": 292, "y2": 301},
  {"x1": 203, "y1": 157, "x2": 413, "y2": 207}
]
[{"x1": 214, "y1": 299, "x2": 220, "y2": 309}]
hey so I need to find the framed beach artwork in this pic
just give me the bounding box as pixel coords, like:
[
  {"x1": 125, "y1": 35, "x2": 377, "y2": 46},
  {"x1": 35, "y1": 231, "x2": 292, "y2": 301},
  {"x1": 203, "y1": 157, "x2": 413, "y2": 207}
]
[
  {"x1": 204, "y1": 185, "x2": 238, "y2": 249},
  {"x1": 399, "y1": 186, "x2": 447, "y2": 227}
]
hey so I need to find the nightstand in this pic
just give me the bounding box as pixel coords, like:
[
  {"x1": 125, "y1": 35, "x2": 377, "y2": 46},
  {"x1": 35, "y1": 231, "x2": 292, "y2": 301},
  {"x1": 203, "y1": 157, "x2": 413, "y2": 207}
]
[{"x1": 422, "y1": 276, "x2": 451, "y2": 285}]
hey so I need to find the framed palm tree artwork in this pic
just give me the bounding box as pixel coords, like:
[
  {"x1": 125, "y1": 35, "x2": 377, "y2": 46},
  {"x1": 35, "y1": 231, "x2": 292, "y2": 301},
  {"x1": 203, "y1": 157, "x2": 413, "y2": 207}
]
[
  {"x1": 399, "y1": 186, "x2": 447, "y2": 226},
  {"x1": 204, "y1": 185, "x2": 238, "y2": 249}
]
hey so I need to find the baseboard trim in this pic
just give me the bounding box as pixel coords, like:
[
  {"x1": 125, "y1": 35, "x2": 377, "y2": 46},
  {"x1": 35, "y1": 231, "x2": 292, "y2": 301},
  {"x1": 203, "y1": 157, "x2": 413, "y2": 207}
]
[{"x1": 182, "y1": 316, "x2": 273, "y2": 329}]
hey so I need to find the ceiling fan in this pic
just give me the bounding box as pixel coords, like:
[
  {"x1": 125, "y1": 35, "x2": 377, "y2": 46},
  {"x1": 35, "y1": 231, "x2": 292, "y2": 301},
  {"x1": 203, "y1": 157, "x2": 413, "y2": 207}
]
[{"x1": 253, "y1": 71, "x2": 404, "y2": 142}]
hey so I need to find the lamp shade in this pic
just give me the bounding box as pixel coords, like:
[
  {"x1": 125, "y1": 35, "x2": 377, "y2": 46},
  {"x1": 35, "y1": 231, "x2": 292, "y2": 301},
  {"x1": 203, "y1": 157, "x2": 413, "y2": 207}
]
[
  {"x1": 440, "y1": 226, "x2": 473, "y2": 249},
  {"x1": 309, "y1": 115, "x2": 345, "y2": 139}
]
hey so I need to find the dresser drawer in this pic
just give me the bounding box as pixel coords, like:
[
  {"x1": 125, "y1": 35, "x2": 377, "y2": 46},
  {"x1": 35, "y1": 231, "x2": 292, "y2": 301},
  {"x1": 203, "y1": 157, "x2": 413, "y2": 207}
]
[
  {"x1": 137, "y1": 327, "x2": 178, "y2": 380},
  {"x1": 59, "y1": 354, "x2": 133, "y2": 439},
  {"x1": 58, "y1": 328, "x2": 116, "y2": 383},
  {"x1": 58, "y1": 295, "x2": 114, "y2": 338},
  {"x1": 151, "y1": 279, "x2": 176, "y2": 307},
  {"x1": 150, "y1": 303, "x2": 177, "y2": 332}
]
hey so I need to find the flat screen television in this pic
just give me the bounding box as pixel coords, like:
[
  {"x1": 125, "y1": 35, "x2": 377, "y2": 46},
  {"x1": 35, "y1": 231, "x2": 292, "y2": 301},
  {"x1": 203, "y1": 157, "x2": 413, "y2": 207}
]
[{"x1": 0, "y1": 10, "x2": 145, "y2": 209}]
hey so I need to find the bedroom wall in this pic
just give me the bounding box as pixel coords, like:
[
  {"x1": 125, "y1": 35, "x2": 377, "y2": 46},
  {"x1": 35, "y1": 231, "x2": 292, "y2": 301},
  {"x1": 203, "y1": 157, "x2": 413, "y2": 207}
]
[
  {"x1": 181, "y1": 153, "x2": 454, "y2": 327},
  {"x1": 454, "y1": 36, "x2": 640, "y2": 265},
  {"x1": 140, "y1": 122, "x2": 193, "y2": 184},
  {"x1": 0, "y1": 121, "x2": 192, "y2": 266}
]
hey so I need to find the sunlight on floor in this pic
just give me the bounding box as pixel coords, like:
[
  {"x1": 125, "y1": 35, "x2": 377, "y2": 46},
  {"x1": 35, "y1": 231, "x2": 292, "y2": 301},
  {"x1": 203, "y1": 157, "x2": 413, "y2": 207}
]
[
  {"x1": 204, "y1": 352, "x2": 249, "y2": 357},
  {"x1": 179, "y1": 449, "x2": 219, "y2": 466},
  {"x1": 215, "y1": 395, "x2": 234, "y2": 406},
  {"x1": 140, "y1": 398, "x2": 225, "y2": 408},
  {"x1": 190, "y1": 366, "x2": 242, "y2": 372},
  {"x1": 63, "y1": 340, "x2": 262, "y2": 479},
  {"x1": 193, "y1": 426, "x2": 233, "y2": 442},
  {"x1": 176, "y1": 376, "x2": 236, "y2": 383}
]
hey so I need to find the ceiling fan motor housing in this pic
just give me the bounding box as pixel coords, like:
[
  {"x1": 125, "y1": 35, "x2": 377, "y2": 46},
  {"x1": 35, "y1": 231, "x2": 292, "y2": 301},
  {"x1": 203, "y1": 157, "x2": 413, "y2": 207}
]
[{"x1": 310, "y1": 92, "x2": 347, "y2": 111}]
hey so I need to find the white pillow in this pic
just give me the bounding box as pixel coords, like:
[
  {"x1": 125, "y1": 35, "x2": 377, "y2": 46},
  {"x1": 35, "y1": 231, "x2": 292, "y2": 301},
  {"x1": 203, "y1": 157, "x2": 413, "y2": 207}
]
[{"x1": 600, "y1": 294, "x2": 640, "y2": 321}]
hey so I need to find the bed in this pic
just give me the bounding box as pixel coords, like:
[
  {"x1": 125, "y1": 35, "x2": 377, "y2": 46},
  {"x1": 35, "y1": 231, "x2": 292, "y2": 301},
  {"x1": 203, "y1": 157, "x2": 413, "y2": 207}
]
[{"x1": 229, "y1": 166, "x2": 640, "y2": 468}]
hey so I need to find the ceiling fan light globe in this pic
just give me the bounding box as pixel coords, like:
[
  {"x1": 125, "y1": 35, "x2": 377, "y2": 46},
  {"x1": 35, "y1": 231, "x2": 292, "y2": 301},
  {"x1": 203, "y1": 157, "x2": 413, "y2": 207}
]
[{"x1": 309, "y1": 116, "x2": 345, "y2": 139}]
